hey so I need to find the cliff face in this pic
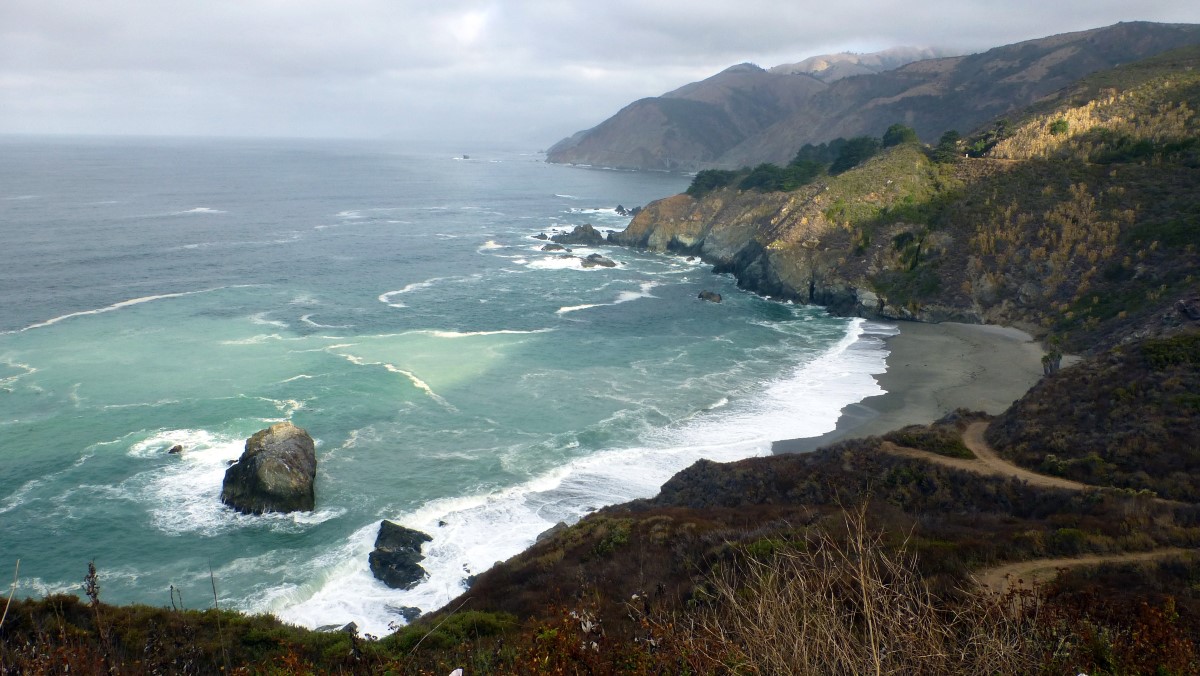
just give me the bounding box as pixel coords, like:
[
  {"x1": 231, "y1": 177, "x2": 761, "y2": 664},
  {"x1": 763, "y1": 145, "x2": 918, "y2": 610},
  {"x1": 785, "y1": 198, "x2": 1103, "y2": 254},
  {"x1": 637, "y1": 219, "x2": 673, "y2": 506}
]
[{"x1": 550, "y1": 22, "x2": 1200, "y2": 171}]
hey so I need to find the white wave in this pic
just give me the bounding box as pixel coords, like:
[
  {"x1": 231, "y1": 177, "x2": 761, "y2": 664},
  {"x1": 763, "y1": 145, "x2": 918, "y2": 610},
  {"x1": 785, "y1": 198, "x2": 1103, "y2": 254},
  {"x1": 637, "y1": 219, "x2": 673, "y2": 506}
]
[
  {"x1": 478, "y1": 240, "x2": 504, "y2": 250},
  {"x1": 331, "y1": 351, "x2": 456, "y2": 411},
  {"x1": 0, "y1": 360, "x2": 38, "y2": 390},
  {"x1": 13, "y1": 287, "x2": 234, "y2": 333},
  {"x1": 336, "y1": 210, "x2": 364, "y2": 219},
  {"x1": 527, "y1": 256, "x2": 585, "y2": 270},
  {"x1": 3, "y1": 194, "x2": 38, "y2": 200},
  {"x1": 556, "y1": 304, "x2": 603, "y2": 315},
  {"x1": 615, "y1": 281, "x2": 660, "y2": 304},
  {"x1": 272, "y1": 319, "x2": 890, "y2": 635},
  {"x1": 422, "y1": 329, "x2": 553, "y2": 339},
  {"x1": 554, "y1": 281, "x2": 660, "y2": 315},
  {"x1": 377, "y1": 278, "x2": 448, "y2": 308},
  {"x1": 173, "y1": 207, "x2": 227, "y2": 215},
  {"x1": 220, "y1": 334, "x2": 286, "y2": 345},
  {"x1": 250, "y1": 312, "x2": 288, "y2": 328},
  {"x1": 300, "y1": 314, "x2": 352, "y2": 329},
  {"x1": 280, "y1": 374, "x2": 316, "y2": 383},
  {"x1": 247, "y1": 395, "x2": 306, "y2": 418},
  {"x1": 554, "y1": 194, "x2": 579, "y2": 199}
]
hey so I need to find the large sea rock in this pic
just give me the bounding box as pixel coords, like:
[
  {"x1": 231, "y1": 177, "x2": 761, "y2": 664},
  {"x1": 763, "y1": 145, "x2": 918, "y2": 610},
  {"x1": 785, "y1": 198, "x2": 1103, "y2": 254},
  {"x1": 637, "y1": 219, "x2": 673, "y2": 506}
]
[
  {"x1": 369, "y1": 520, "x2": 433, "y2": 590},
  {"x1": 220, "y1": 422, "x2": 317, "y2": 514},
  {"x1": 551, "y1": 224, "x2": 607, "y2": 246}
]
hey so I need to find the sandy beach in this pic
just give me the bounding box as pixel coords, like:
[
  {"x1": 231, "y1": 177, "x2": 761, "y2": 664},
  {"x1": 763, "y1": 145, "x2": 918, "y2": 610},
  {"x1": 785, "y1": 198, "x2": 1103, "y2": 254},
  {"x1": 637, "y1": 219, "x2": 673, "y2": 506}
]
[{"x1": 773, "y1": 321, "x2": 1048, "y2": 454}]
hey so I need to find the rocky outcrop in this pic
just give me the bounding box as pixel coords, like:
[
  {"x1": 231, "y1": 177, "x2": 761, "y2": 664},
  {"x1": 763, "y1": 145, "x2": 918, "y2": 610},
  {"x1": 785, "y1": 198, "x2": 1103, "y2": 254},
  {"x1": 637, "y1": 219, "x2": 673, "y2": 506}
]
[
  {"x1": 536, "y1": 522, "x2": 569, "y2": 543},
  {"x1": 551, "y1": 224, "x2": 607, "y2": 246},
  {"x1": 220, "y1": 422, "x2": 317, "y2": 514},
  {"x1": 369, "y1": 521, "x2": 433, "y2": 590},
  {"x1": 698, "y1": 291, "x2": 722, "y2": 303},
  {"x1": 580, "y1": 254, "x2": 617, "y2": 268},
  {"x1": 541, "y1": 243, "x2": 568, "y2": 252}
]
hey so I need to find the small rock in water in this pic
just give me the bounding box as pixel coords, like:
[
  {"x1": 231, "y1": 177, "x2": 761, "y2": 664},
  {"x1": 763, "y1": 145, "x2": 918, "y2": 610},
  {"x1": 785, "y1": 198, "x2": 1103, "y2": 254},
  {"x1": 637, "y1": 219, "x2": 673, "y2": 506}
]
[
  {"x1": 369, "y1": 520, "x2": 433, "y2": 590},
  {"x1": 698, "y1": 290, "x2": 723, "y2": 303},
  {"x1": 167, "y1": 444, "x2": 184, "y2": 455}
]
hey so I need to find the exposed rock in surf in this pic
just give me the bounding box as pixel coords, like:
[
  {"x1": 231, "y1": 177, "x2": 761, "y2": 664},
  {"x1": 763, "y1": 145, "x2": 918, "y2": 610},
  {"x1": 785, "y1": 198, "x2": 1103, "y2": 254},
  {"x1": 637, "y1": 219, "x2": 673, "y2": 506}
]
[
  {"x1": 533, "y1": 233, "x2": 549, "y2": 240},
  {"x1": 541, "y1": 243, "x2": 569, "y2": 252},
  {"x1": 220, "y1": 422, "x2": 316, "y2": 514},
  {"x1": 581, "y1": 253, "x2": 617, "y2": 268},
  {"x1": 369, "y1": 520, "x2": 433, "y2": 590},
  {"x1": 392, "y1": 606, "x2": 422, "y2": 623},
  {"x1": 551, "y1": 223, "x2": 607, "y2": 246},
  {"x1": 167, "y1": 444, "x2": 184, "y2": 455},
  {"x1": 536, "y1": 521, "x2": 569, "y2": 543},
  {"x1": 698, "y1": 291, "x2": 722, "y2": 303}
]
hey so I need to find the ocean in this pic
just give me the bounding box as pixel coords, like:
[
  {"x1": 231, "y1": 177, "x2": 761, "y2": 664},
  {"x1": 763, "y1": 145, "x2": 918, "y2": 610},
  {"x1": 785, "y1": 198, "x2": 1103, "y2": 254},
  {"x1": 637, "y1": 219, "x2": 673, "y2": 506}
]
[{"x1": 0, "y1": 136, "x2": 890, "y2": 634}]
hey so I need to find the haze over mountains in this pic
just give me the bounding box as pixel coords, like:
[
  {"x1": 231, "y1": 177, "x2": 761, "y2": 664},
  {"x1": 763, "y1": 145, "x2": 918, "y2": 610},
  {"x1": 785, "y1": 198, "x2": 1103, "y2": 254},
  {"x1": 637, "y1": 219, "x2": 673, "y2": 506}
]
[{"x1": 546, "y1": 21, "x2": 1200, "y2": 172}]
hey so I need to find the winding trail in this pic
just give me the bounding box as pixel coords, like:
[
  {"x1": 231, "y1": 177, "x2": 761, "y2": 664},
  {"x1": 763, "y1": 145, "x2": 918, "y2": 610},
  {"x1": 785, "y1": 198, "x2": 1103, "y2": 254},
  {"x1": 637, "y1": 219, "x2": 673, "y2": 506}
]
[
  {"x1": 880, "y1": 422, "x2": 1088, "y2": 491},
  {"x1": 976, "y1": 548, "x2": 1195, "y2": 594},
  {"x1": 879, "y1": 421, "x2": 1196, "y2": 591}
]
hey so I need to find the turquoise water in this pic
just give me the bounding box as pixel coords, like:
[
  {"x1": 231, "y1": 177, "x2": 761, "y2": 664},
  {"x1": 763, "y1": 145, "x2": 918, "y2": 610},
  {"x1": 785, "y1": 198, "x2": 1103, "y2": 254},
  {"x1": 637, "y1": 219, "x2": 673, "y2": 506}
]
[{"x1": 0, "y1": 137, "x2": 888, "y2": 633}]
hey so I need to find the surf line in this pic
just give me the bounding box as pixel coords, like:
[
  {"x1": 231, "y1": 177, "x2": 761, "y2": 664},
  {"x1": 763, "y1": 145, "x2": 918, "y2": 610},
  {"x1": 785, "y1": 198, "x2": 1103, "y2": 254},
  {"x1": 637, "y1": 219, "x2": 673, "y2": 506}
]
[{"x1": 12, "y1": 286, "x2": 256, "y2": 333}]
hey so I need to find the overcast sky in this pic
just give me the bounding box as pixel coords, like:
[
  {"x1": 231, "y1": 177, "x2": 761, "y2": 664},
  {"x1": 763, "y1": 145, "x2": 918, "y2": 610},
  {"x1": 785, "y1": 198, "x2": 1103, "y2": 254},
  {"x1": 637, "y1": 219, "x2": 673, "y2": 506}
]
[{"x1": 3, "y1": 1, "x2": 1199, "y2": 148}]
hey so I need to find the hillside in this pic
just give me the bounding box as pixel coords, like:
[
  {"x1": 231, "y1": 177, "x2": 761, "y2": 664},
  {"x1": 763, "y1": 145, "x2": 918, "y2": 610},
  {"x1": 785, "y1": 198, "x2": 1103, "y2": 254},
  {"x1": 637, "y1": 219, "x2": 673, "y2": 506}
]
[
  {"x1": 545, "y1": 63, "x2": 827, "y2": 171},
  {"x1": 609, "y1": 44, "x2": 1200, "y2": 352},
  {"x1": 547, "y1": 21, "x2": 1200, "y2": 171}
]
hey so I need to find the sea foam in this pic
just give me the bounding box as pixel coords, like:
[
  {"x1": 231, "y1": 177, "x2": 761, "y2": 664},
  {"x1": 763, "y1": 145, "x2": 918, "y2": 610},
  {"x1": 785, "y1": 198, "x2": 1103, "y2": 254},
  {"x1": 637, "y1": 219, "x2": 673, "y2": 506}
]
[{"x1": 272, "y1": 319, "x2": 891, "y2": 635}]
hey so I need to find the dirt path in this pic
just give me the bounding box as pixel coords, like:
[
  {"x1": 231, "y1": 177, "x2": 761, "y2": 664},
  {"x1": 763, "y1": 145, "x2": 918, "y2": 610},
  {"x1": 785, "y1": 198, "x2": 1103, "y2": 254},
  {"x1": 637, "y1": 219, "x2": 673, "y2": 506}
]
[
  {"x1": 976, "y1": 548, "x2": 1196, "y2": 594},
  {"x1": 961, "y1": 422, "x2": 1090, "y2": 491},
  {"x1": 880, "y1": 421, "x2": 1195, "y2": 591},
  {"x1": 879, "y1": 421, "x2": 1090, "y2": 491}
]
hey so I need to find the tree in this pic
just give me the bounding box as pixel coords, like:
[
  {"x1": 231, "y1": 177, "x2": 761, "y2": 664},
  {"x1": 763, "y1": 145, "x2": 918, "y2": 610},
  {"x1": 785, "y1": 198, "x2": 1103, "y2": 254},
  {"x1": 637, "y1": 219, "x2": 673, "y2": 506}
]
[
  {"x1": 882, "y1": 123, "x2": 919, "y2": 148},
  {"x1": 829, "y1": 136, "x2": 881, "y2": 174},
  {"x1": 932, "y1": 130, "x2": 962, "y2": 163}
]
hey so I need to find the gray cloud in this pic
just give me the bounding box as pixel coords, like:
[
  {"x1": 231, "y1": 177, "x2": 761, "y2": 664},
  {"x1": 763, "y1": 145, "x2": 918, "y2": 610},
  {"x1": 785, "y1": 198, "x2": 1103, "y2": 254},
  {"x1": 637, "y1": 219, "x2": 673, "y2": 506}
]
[{"x1": 3, "y1": 1, "x2": 1199, "y2": 147}]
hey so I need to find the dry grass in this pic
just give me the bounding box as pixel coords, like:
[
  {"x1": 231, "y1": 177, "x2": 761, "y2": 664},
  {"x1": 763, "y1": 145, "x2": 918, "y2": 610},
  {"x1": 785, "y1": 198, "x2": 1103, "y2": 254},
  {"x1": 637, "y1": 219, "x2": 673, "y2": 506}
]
[{"x1": 685, "y1": 507, "x2": 1036, "y2": 675}]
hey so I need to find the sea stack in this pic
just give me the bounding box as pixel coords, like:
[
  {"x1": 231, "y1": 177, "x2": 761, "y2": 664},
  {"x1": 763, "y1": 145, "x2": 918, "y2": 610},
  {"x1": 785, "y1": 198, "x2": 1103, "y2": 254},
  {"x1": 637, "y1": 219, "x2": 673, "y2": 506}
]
[{"x1": 220, "y1": 422, "x2": 317, "y2": 514}]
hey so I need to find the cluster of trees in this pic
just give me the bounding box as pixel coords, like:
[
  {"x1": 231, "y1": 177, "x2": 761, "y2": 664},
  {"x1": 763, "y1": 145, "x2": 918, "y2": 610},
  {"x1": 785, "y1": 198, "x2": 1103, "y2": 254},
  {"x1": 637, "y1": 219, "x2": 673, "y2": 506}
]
[{"x1": 686, "y1": 123, "x2": 960, "y2": 197}]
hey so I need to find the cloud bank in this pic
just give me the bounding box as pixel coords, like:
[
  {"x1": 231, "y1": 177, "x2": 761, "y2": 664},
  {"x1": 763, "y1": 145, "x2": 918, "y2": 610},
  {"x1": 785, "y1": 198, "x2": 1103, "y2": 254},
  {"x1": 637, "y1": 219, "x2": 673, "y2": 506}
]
[{"x1": 2, "y1": 1, "x2": 1198, "y2": 147}]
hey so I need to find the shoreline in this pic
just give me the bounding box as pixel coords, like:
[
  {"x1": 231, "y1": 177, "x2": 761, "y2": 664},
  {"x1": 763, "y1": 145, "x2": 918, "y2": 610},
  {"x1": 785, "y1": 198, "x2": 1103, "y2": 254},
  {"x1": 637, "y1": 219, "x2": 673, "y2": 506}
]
[{"x1": 773, "y1": 321, "x2": 1048, "y2": 454}]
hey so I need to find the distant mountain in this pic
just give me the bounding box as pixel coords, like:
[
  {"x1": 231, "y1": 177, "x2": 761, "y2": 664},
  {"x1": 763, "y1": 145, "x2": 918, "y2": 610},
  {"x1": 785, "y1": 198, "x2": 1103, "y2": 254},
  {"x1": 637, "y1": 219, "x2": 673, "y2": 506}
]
[
  {"x1": 547, "y1": 22, "x2": 1200, "y2": 172},
  {"x1": 545, "y1": 63, "x2": 827, "y2": 172},
  {"x1": 768, "y1": 46, "x2": 956, "y2": 82}
]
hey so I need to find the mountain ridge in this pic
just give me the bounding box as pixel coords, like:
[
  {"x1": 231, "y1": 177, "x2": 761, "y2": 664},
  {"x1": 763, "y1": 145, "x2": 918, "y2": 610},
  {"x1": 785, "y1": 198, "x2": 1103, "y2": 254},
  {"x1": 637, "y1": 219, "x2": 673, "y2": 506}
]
[{"x1": 548, "y1": 21, "x2": 1200, "y2": 172}]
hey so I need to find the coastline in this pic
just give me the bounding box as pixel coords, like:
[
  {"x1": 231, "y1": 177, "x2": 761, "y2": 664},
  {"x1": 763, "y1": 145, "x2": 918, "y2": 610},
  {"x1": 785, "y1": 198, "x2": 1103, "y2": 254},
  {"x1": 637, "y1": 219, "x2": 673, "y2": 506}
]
[{"x1": 773, "y1": 321, "x2": 1047, "y2": 454}]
